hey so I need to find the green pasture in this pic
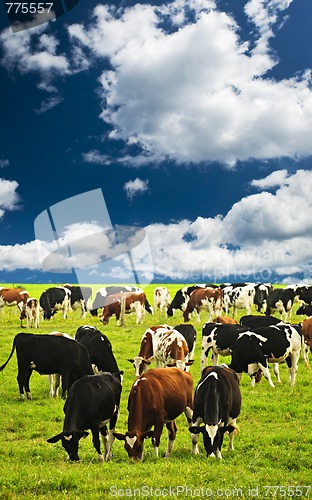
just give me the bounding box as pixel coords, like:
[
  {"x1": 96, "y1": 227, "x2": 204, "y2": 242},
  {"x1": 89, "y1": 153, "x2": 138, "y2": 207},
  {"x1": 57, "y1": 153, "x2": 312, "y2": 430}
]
[{"x1": 0, "y1": 283, "x2": 311, "y2": 499}]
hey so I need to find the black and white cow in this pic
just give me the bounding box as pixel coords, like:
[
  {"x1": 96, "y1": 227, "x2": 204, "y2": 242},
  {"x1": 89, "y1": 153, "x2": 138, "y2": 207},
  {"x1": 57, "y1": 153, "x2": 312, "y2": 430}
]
[
  {"x1": 39, "y1": 287, "x2": 71, "y2": 320},
  {"x1": 222, "y1": 284, "x2": 256, "y2": 316},
  {"x1": 265, "y1": 288, "x2": 299, "y2": 321},
  {"x1": 254, "y1": 284, "x2": 273, "y2": 313},
  {"x1": 200, "y1": 323, "x2": 249, "y2": 371},
  {"x1": 229, "y1": 324, "x2": 302, "y2": 387},
  {"x1": 189, "y1": 365, "x2": 241, "y2": 460},
  {"x1": 75, "y1": 325, "x2": 120, "y2": 377},
  {"x1": 63, "y1": 285, "x2": 92, "y2": 318},
  {"x1": 90, "y1": 286, "x2": 153, "y2": 316},
  {"x1": 47, "y1": 372, "x2": 122, "y2": 461},
  {"x1": 167, "y1": 284, "x2": 213, "y2": 317},
  {"x1": 296, "y1": 305, "x2": 312, "y2": 316},
  {"x1": 240, "y1": 315, "x2": 282, "y2": 329},
  {"x1": 0, "y1": 333, "x2": 94, "y2": 399},
  {"x1": 295, "y1": 286, "x2": 312, "y2": 306}
]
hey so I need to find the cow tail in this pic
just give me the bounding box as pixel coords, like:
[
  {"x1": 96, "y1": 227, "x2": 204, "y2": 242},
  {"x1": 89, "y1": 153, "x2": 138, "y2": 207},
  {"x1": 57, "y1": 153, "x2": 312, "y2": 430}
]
[{"x1": 0, "y1": 335, "x2": 18, "y2": 372}]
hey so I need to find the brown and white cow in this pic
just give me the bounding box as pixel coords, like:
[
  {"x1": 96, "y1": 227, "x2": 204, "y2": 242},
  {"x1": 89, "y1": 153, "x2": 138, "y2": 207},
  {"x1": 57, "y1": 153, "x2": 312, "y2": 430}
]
[
  {"x1": 20, "y1": 298, "x2": 40, "y2": 328},
  {"x1": 114, "y1": 367, "x2": 194, "y2": 460},
  {"x1": 153, "y1": 286, "x2": 171, "y2": 312},
  {"x1": 100, "y1": 292, "x2": 146, "y2": 325},
  {"x1": 128, "y1": 325, "x2": 172, "y2": 376},
  {"x1": 0, "y1": 287, "x2": 29, "y2": 315},
  {"x1": 183, "y1": 287, "x2": 223, "y2": 323}
]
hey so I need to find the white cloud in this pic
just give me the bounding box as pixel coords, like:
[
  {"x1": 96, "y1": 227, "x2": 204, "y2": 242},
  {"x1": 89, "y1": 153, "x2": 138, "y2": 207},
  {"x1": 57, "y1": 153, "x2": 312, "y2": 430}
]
[
  {"x1": 250, "y1": 169, "x2": 289, "y2": 189},
  {"x1": 0, "y1": 178, "x2": 20, "y2": 218},
  {"x1": 124, "y1": 178, "x2": 149, "y2": 199}
]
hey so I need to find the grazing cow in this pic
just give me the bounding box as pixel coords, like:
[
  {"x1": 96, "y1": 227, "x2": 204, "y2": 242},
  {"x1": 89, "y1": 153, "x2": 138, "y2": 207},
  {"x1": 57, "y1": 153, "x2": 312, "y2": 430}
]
[
  {"x1": 183, "y1": 287, "x2": 223, "y2": 323},
  {"x1": 90, "y1": 285, "x2": 153, "y2": 316},
  {"x1": 153, "y1": 286, "x2": 171, "y2": 312},
  {"x1": 301, "y1": 317, "x2": 312, "y2": 368},
  {"x1": 296, "y1": 305, "x2": 312, "y2": 316},
  {"x1": 63, "y1": 284, "x2": 92, "y2": 318},
  {"x1": 223, "y1": 284, "x2": 256, "y2": 317},
  {"x1": 113, "y1": 368, "x2": 194, "y2": 460},
  {"x1": 0, "y1": 287, "x2": 29, "y2": 314},
  {"x1": 189, "y1": 365, "x2": 241, "y2": 459},
  {"x1": 254, "y1": 284, "x2": 273, "y2": 313},
  {"x1": 229, "y1": 324, "x2": 302, "y2": 387},
  {"x1": 75, "y1": 325, "x2": 120, "y2": 376},
  {"x1": 167, "y1": 284, "x2": 212, "y2": 317},
  {"x1": 47, "y1": 372, "x2": 122, "y2": 462},
  {"x1": 201, "y1": 323, "x2": 249, "y2": 371},
  {"x1": 20, "y1": 298, "x2": 40, "y2": 328},
  {"x1": 265, "y1": 288, "x2": 299, "y2": 322},
  {"x1": 128, "y1": 325, "x2": 172, "y2": 376},
  {"x1": 0, "y1": 333, "x2": 93, "y2": 399},
  {"x1": 240, "y1": 315, "x2": 282, "y2": 329},
  {"x1": 39, "y1": 287, "x2": 71, "y2": 320},
  {"x1": 100, "y1": 292, "x2": 147, "y2": 325},
  {"x1": 212, "y1": 316, "x2": 238, "y2": 324}
]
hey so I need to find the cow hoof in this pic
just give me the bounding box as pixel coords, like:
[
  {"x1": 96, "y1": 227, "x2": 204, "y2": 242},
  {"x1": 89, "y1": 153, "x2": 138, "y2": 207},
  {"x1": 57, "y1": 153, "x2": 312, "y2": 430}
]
[
  {"x1": 26, "y1": 392, "x2": 32, "y2": 400},
  {"x1": 20, "y1": 393, "x2": 25, "y2": 400},
  {"x1": 98, "y1": 454, "x2": 104, "y2": 463}
]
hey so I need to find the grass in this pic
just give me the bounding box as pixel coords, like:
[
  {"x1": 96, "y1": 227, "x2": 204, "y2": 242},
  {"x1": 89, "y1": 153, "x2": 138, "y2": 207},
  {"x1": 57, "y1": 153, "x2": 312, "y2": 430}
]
[{"x1": 0, "y1": 283, "x2": 311, "y2": 499}]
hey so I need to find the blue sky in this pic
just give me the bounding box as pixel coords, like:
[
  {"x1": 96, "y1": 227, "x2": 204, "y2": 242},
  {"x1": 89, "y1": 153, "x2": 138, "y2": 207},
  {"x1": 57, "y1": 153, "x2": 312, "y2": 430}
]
[{"x1": 0, "y1": 0, "x2": 312, "y2": 285}]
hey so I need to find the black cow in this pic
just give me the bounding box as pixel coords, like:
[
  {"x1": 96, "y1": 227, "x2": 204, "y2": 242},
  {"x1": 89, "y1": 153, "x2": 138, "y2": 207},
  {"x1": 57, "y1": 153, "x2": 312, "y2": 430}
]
[
  {"x1": 229, "y1": 324, "x2": 302, "y2": 387},
  {"x1": 0, "y1": 333, "x2": 94, "y2": 399},
  {"x1": 39, "y1": 287, "x2": 71, "y2": 320},
  {"x1": 47, "y1": 372, "x2": 122, "y2": 461},
  {"x1": 90, "y1": 286, "x2": 152, "y2": 316},
  {"x1": 240, "y1": 315, "x2": 282, "y2": 328},
  {"x1": 254, "y1": 284, "x2": 273, "y2": 312},
  {"x1": 297, "y1": 305, "x2": 312, "y2": 316},
  {"x1": 265, "y1": 288, "x2": 298, "y2": 321},
  {"x1": 167, "y1": 284, "x2": 212, "y2": 317},
  {"x1": 174, "y1": 323, "x2": 197, "y2": 361},
  {"x1": 200, "y1": 323, "x2": 248, "y2": 371},
  {"x1": 63, "y1": 285, "x2": 92, "y2": 318},
  {"x1": 189, "y1": 365, "x2": 241, "y2": 460},
  {"x1": 75, "y1": 325, "x2": 120, "y2": 376}
]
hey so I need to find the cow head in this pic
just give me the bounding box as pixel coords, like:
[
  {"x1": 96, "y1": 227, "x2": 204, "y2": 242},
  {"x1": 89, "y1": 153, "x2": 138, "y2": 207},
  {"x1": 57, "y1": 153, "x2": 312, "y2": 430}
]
[
  {"x1": 113, "y1": 430, "x2": 153, "y2": 460},
  {"x1": 189, "y1": 424, "x2": 236, "y2": 459},
  {"x1": 47, "y1": 430, "x2": 88, "y2": 461},
  {"x1": 43, "y1": 309, "x2": 56, "y2": 320},
  {"x1": 128, "y1": 356, "x2": 151, "y2": 377}
]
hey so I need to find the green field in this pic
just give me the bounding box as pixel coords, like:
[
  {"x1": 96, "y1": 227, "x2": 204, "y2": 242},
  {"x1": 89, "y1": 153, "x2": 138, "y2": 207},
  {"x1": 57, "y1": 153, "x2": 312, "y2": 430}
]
[{"x1": 0, "y1": 283, "x2": 311, "y2": 499}]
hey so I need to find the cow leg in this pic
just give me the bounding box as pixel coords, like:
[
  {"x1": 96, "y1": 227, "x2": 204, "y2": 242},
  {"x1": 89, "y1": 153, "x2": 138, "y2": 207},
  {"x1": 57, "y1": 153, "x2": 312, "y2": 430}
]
[
  {"x1": 17, "y1": 365, "x2": 32, "y2": 399},
  {"x1": 257, "y1": 363, "x2": 275, "y2": 387},
  {"x1": 104, "y1": 410, "x2": 120, "y2": 460},
  {"x1": 288, "y1": 352, "x2": 299, "y2": 386},
  {"x1": 273, "y1": 363, "x2": 281, "y2": 383},
  {"x1": 61, "y1": 371, "x2": 70, "y2": 399},
  {"x1": 302, "y1": 341, "x2": 310, "y2": 369},
  {"x1": 190, "y1": 417, "x2": 201, "y2": 454},
  {"x1": 165, "y1": 421, "x2": 177, "y2": 458},
  {"x1": 227, "y1": 418, "x2": 237, "y2": 451},
  {"x1": 151, "y1": 421, "x2": 164, "y2": 458},
  {"x1": 91, "y1": 427, "x2": 104, "y2": 462}
]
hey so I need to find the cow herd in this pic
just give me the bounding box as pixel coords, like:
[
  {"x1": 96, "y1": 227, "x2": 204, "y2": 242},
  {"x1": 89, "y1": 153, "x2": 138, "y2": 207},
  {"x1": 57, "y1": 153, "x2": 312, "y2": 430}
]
[{"x1": 0, "y1": 281, "x2": 312, "y2": 463}]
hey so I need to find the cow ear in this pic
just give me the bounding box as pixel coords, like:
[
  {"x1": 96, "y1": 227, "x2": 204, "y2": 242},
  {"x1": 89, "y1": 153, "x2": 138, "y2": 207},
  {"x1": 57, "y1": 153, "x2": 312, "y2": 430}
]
[
  {"x1": 113, "y1": 432, "x2": 126, "y2": 441},
  {"x1": 188, "y1": 426, "x2": 203, "y2": 434},
  {"x1": 47, "y1": 432, "x2": 64, "y2": 443},
  {"x1": 142, "y1": 430, "x2": 154, "y2": 439},
  {"x1": 221, "y1": 425, "x2": 237, "y2": 435},
  {"x1": 144, "y1": 359, "x2": 152, "y2": 365},
  {"x1": 127, "y1": 359, "x2": 134, "y2": 363},
  {"x1": 186, "y1": 360, "x2": 194, "y2": 365}
]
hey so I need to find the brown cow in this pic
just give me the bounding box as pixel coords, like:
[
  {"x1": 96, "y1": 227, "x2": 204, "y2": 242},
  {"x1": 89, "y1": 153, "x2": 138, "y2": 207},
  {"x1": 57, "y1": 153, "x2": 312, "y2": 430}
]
[
  {"x1": 113, "y1": 367, "x2": 194, "y2": 460},
  {"x1": 301, "y1": 317, "x2": 312, "y2": 368},
  {"x1": 100, "y1": 292, "x2": 146, "y2": 325},
  {"x1": 128, "y1": 325, "x2": 172, "y2": 376},
  {"x1": 183, "y1": 287, "x2": 223, "y2": 323},
  {"x1": 212, "y1": 316, "x2": 238, "y2": 324},
  {"x1": 0, "y1": 287, "x2": 29, "y2": 316}
]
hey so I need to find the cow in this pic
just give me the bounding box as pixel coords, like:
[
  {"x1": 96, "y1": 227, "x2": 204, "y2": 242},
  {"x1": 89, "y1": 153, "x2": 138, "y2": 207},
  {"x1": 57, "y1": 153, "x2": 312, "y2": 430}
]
[
  {"x1": 167, "y1": 284, "x2": 211, "y2": 317},
  {"x1": 20, "y1": 298, "x2": 40, "y2": 328},
  {"x1": 289, "y1": 285, "x2": 312, "y2": 306},
  {"x1": 90, "y1": 285, "x2": 153, "y2": 316},
  {"x1": 75, "y1": 325, "x2": 120, "y2": 377},
  {"x1": 183, "y1": 287, "x2": 223, "y2": 323},
  {"x1": 200, "y1": 323, "x2": 249, "y2": 371},
  {"x1": 39, "y1": 287, "x2": 71, "y2": 320},
  {"x1": 153, "y1": 286, "x2": 171, "y2": 312},
  {"x1": 128, "y1": 325, "x2": 172, "y2": 376},
  {"x1": 296, "y1": 305, "x2": 312, "y2": 316},
  {"x1": 254, "y1": 284, "x2": 273, "y2": 313},
  {"x1": 229, "y1": 324, "x2": 302, "y2": 387},
  {"x1": 240, "y1": 315, "x2": 282, "y2": 329},
  {"x1": 100, "y1": 292, "x2": 147, "y2": 325},
  {"x1": 113, "y1": 368, "x2": 194, "y2": 460},
  {"x1": 47, "y1": 372, "x2": 122, "y2": 462},
  {"x1": 0, "y1": 287, "x2": 29, "y2": 314},
  {"x1": 301, "y1": 317, "x2": 312, "y2": 368},
  {"x1": 0, "y1": 333, "x2": 94, "y2": 399},
  {"x1": 62, "y1": 284, "x2": 92, "y2": 318},
  {"x1": 189, "y1": 365, "x2": 241, "y2": 460},
  {"x1": 222, "y1": 284, "x2": 256, "y2": 317},
  {"x1": 265, "y1": 288, "x2": 299, "y2": 322}
]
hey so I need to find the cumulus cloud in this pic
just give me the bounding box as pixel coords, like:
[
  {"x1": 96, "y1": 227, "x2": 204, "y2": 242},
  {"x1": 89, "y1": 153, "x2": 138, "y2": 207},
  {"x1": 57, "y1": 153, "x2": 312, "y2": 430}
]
[
  {"x1": 124, "y1": 178, "x2": 149, "y2": 199},
  {"x1": 0, "y1": 178, "x2": 20, "y2": 218}
]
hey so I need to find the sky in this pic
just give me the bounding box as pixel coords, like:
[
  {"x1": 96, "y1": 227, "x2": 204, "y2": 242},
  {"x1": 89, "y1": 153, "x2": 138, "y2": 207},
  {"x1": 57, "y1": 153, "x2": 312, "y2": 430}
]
[{"x1": 0, "y1": 0, "x2": 312, "y2": 286}]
